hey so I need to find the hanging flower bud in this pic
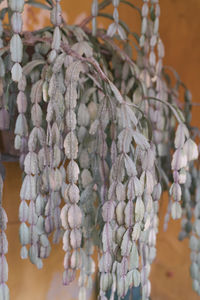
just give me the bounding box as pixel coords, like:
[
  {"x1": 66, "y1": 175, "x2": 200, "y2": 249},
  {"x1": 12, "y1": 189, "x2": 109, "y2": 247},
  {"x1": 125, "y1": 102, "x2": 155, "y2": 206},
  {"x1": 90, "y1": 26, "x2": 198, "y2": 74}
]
[
  {"x1": 183, "y1": 139, "x2": 198, "y2": 162},
  {"x1": 171, "y1": 149, "x2": 188, "y2": 170}
]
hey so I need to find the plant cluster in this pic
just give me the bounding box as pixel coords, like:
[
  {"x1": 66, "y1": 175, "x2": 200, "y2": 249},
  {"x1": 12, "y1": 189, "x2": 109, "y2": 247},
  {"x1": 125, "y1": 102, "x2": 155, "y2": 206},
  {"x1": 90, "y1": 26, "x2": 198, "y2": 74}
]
[{"x1": 0, "y1": 0, "x2": 199, "y2": 299}]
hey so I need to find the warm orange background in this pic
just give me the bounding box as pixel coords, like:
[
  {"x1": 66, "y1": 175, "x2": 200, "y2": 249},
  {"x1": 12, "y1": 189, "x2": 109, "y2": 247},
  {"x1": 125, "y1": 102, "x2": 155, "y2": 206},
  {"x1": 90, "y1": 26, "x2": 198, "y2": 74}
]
[{"x1": 2, "y1": 1, "x2": 200, "y2": 300}]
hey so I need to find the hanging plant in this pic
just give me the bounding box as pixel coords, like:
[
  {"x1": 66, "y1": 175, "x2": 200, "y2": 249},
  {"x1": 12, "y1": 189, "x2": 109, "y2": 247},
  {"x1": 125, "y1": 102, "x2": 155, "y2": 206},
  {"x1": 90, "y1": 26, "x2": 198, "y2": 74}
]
[{"x1": 0, "y1": 0, "x2": 199, "y2": 299}]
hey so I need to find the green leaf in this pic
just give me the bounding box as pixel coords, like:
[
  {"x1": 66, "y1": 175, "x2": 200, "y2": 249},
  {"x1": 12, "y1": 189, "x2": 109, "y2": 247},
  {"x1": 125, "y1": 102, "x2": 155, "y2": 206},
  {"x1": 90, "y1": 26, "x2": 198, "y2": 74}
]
[
  {"x1": 121, "y1": 0, "x2": 141, "y2": 15},
  {"x1": 144, "y1": 96, "x2": 185, "y2": 123},
  {"x1": 98, "y1": 13, "x2": 130, "y2": 35},
  {"x1": 99, "y1": 0, "x2": 111, "y2": 11},
  {"x1": 26, "y1": 1, "x2": 51, "y2": 10},
  {"x1": 45, "y1": 0, "x2": 53, "y2": 6},
  {"x1": 109, "y1": 81, "x2": 123, "y2": 103},
  {"x1": 0, "y1": 7, "x2": 8, "y2": 20},
  {"x1": 23, "y1": 59, "x2": 45, "y2": 76}
]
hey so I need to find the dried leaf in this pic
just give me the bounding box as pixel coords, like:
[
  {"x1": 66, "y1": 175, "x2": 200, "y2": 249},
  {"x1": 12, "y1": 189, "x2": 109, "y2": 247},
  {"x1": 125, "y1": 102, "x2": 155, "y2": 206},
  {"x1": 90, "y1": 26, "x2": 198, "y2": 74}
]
[
  {"x1": 140, "y1": 170, "x2": 154, "y2": 194},
  {"x1": 124, "y1": 154, "x2": 137, "y2": 177},
  {"x1": 102, "y1": 223, "x2": 112, "y2": 252},
  {"x1": 118, "y1": 129, "x2": 132, "y2": 153},
  {"x1": 65, "y1": 61, "x2": 85, "y2": 82},
  {"x1": 174, "y1": 123, "x2": 189, "y2": 148},
  {"x1": 109, "y1": 80, "x2": 123, "y2": 103},
  {"x1": 0, "y1": 283, "x2": 9, "y2": 300},
  {"x1": 0, "y1": 208, "x2": 8, "y2": 231},
  {"x1": 24, "y1": 152, "x2": 38, "y2": 175},
  {"x1": 53, "y1": 145, "x2": 61, "y2": 168},
  {"x1": 53, "y1": 53, "x2": 66, "y2": 73},
  {"x1": 28, "y1": 244, "x2": 38, "y2": 265},
  {"x1": 20, "y1": 175, "x2": 37, "y2": 201},
  {"x1": 107, "y1": 23, "x2": 117, "y2": 37},
  {"x1": 66, "y1": 109, "x2": 77, "y2": 131},
  {"x1": 102, "y1": 201, "x2": 115, "y2": 222},
  {"x1": 78, "y1": 104, "x2": 90, "y2": 127},
  {"x1": 116, "y1": 201, "x2": 125, "y2": 226},
  {"x1": 19, "y1": 200, "x2": 29, "y2": 222},
  {"x1": 0, "y1": 232, "x2": 8, "y2": 254},
  {"x1": 10, "y1": 11, "x2": 24, "y2": 35},
  {"x1": 60, "y1": 205, "x2": 70, "y2": 230},
  {"x1": 171, "y1": 202, "x2": 182, "y2": 219},
  {"x1": 28, "y1": 201, "x2": 38, "y2": 225},
  {"x1": 171, "y1": 149, "x2": 188, "y2": 170},
  {"x1": 51, "y1": 2, "x2": 62, "y2": 25},
  {"x1": 189, "y1": 236, "x2": 198, "y2": 251},
  {"x1": 121, "y1": 230, "x2": 131, "y2": 256},
  {"x1": 81, "y1": 169, "x2": 92, "y2": 188},
  {"x1": 10, "y1": 34, "x2": 23, "y2": 63},
  {"x1": 23, "y1": 60, "x2": 45, "y2": 76},
  {"x1": 70, "y1": 228, "x2": 82, "y2": 248},
  {"x1": 127, "y1": 176, "x2": 143, "y2": 201},
  {"x1": 129, "y1": 242, "x2": 139, "y2": 269},
  {"x1": 116, "y1": 182, "x2": 126, "y2": 202},
  {"x1": 19, "y1": 222, "x2": 30, "y2": 245},
  {"x1": 49, "y1": 169, "x2": 62, "y2": 191},
  {"x1": 67, "y1": 160, "x2": 80, "y2": 183},
  {"x1": 100, "y1": 272, "x2": 112, "y2": 292},
  {"x1": 183, "y1": 139, "x2": 198, "y2": 161},
  {"x1": 190, "y1": 262, "x2": 198, "y2": 280},
  {"x1": 169, "y1": 183, "x2": 182, "y2": 202},
  {"x1": 135, "y1": 196, "x2": 144, "y2": 222},
  {"x1": 52, "y1": 26, "x2": 61, "y2": 51},
  {"x1": 131, "y1": 223, "x2": 141, "y2": 241},
  {"x1": 100, "y1": 252, "x2": 112, "y2": 273},
  {"x1": 14, "y1": 113, "x2": 28, "y2": 136},
  {"x1": 72, "y1": 41, "x2": 93, "y2": 58},
  {"x1": 64, "y1": 132, "x2": 78, "y2": 159},
  {"x1": 17, "y1": 91, "x2": 27, "y2": 113},
  {"x1": 0, "y1": 256, "x2": 8, "y2": 283},
  {"x1": 8, "y1": 0, "x2": 24, "y2": 12},
  {"x1": 31, "y1": 80, "x2": 43, "y2": 104},
  {"x1": 124, "y1": 201, "x2": 133, "y2": 227},
  {"x1": 115, "y1": 226, "x2": 126, "y2": 244},
  {"x1": 11, "y1": 62, "x2": 22, "y2": 82},
  {"x1": 132, "y1": 131, "x2": 150, "y2": 150},
  {"x1": 68, "y1": 204, "x2": 82, "y2": 229},
  {"x1": 118, "y1": 24, "x2": 126, "y2": 40}
]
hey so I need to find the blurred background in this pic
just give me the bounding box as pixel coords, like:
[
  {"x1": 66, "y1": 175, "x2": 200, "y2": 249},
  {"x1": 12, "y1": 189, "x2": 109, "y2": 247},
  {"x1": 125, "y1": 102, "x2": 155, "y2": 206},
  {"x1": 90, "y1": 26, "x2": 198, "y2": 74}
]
[{"x1": 1, "y1": 0, "x2": 200, "y2": 299}]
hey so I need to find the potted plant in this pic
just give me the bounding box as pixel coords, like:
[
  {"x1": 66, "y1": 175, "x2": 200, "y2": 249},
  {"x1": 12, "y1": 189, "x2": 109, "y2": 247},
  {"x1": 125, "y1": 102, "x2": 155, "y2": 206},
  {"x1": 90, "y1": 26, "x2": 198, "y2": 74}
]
[{"x1": 0, "y1": 0, "x2": 199, "y2": 299}]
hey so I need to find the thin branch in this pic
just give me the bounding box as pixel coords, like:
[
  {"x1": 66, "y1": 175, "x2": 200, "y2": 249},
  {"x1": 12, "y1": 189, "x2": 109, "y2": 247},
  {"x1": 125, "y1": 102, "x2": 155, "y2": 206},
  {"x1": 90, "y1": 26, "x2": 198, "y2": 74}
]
[{"x1": 192, "y1": 102, "x2": 200, "y2": 106}]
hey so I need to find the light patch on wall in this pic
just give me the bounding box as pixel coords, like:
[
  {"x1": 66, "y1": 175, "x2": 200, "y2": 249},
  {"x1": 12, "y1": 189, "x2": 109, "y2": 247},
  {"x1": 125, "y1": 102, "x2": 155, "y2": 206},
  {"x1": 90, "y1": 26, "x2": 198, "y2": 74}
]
[
  {"x1": 0, "y1": 2, "x2": 68, "y2": 30},
  {"x1": 23, "y1": 6, "x2": 68, "y2": 30},
  {"x1": 47, "y1": 272, "x2": 78, "y2": 300},
  {"x1": 74, "y1": 12, "x2": 87, "y2": 25},
  {"x1": 0, "y1": 3, "x2": 100, "y2": 31},
  {"x1": 47, "y1": 272, "x2": 94, "y2": 300}
]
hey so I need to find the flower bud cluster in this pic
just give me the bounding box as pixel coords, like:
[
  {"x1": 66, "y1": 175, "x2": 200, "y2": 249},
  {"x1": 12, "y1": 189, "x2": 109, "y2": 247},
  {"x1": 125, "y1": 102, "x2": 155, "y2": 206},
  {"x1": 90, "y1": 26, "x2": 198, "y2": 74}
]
[
  {"x1": 107, "y1": 0, "x2": 126, "y2": 40},
  {"x1": 0, "y1": 174, "x2": 9, "y2": 300},
  {"x1": 9, "y1": 0, "x2": 24, "y2": 82}
]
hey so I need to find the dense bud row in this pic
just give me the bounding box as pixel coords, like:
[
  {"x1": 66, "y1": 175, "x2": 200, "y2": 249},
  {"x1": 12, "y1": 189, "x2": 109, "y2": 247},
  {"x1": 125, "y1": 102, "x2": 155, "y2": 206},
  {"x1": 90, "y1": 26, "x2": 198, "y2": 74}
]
[
  {"x1": 91, "y1": 0, "x2": 98, "y2": 36},
  {"x1": 61, "y1": 58, "x2": 85, "y2": 286},
  {"x1": 107, "y1": 0, "x2": 126, "y2": 40},
  {"x1": 0, "y1": 175, "x2": 9, "y2": 300},
  {"x1": 189, "y1": 169, "x2": 200, "y2": 295},
  {"x1": 9, "y1": 0, "x2": 24, "y2": 82}
]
